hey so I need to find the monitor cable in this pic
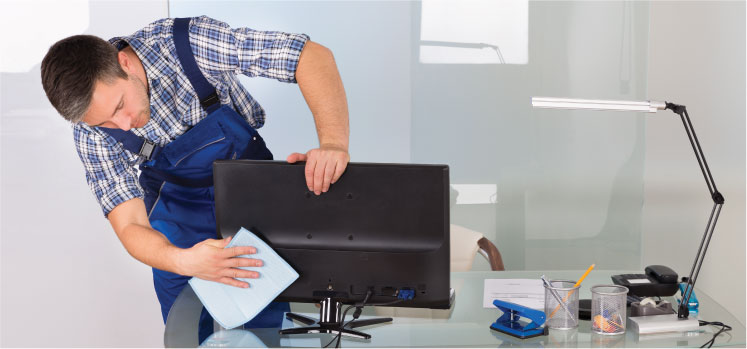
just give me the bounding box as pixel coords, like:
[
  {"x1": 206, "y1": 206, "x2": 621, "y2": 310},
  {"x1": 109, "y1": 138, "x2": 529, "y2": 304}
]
[
  {"x1": 324, "y1": 290, "x2": 371, "y2": 349},
  {"x1": 324, "y1": 289, "x2": 405, "y2": 348},
  {"x1": 698, "y1": 319, "x2": 732, "y2": 348}
]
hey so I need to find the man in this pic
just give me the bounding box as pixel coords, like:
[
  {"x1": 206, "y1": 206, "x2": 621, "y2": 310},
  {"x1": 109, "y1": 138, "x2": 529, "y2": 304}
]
[{"x1": 40, "y1": 16, "x2": 349, "y2": 338}]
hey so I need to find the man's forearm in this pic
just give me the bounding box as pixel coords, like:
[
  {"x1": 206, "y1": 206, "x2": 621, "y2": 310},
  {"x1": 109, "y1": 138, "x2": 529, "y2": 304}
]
[
  {"x1": 107, "y1": 198, "x2": 262, "y2": 287},
  {"x1": 295, "y1": 41, "x2": 349, "y2": 150},
  {"x1": 108, "y1": 198, "x2": 185, "y2": 275},
  {"x1": 118, "y1": 222, "x2": 185, "y2": 274}
]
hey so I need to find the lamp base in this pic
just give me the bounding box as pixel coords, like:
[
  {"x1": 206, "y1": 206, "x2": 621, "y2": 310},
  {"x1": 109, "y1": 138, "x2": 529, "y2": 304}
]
[{"x1": 628, "y1": 314, "x2": 700, "y2": 334}]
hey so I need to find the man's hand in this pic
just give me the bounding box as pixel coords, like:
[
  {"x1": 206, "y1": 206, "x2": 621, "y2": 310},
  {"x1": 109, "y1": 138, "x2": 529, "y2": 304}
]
[
  {"x1": 287, "y1": 144, "x2": 350, "y2": 195},
  {"x1": 293, "y1": 41, "x2": 350, "y2": 194},
  {"x1": 108, "y1": 199, "x2": 263, "y2": 289},
  {"x1": 177, "y1": 236, "x2": 263, "y2": 288}
]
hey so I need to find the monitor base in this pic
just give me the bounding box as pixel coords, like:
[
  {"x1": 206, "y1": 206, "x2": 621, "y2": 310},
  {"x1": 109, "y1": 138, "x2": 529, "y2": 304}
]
[{"x1": 279, "y1": 298, "x2": 392, "y2": 340}]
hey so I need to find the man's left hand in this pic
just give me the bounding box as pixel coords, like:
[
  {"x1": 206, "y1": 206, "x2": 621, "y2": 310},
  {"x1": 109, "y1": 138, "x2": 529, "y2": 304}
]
[{"x1": 287, "y1": 145, "x2": 350, "y2": 195}]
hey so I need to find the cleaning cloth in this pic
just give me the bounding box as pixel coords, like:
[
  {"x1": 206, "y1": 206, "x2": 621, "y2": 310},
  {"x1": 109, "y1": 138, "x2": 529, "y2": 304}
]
[{"x1": 189, "y1": 227, "x2": 299, "y2": 329}]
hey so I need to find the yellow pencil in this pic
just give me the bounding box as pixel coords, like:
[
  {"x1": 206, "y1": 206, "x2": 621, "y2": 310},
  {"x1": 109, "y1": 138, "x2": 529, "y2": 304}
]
[
  {"x1": 549, "y1": 264, "x2": 595, "y2": 319},
  {"x1": 574, "y1": 264, "x2": 595, "y2": 288}
]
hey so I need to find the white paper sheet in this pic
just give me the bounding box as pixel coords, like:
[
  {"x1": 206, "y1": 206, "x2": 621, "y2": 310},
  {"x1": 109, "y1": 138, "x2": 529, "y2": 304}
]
[{"x1": 483, "y1": 279, "x2": 544, "y2": 309}]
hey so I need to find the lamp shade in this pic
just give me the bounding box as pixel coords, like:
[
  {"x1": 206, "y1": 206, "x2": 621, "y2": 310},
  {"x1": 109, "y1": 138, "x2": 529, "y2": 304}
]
[{"x1": 531, "y1": 97, "x2": 666, "y2": 113}]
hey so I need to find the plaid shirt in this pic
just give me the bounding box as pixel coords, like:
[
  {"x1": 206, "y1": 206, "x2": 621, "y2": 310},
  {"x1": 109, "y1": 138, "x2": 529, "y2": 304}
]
[{"x1": 73, "y1": 16, "x2": 309, "y2": 216}]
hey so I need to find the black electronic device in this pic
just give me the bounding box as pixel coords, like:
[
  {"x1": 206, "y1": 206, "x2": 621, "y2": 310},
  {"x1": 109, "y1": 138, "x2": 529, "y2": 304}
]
[
  {"x1": 213, "y1": 160, "x2": 451, "y2": 339},
  {"x1": 578, "y1": 299, "x2": 591, "y2": 320},
  {"x1": 611, "y1": 265, "x2": 679, "y2": 297}
]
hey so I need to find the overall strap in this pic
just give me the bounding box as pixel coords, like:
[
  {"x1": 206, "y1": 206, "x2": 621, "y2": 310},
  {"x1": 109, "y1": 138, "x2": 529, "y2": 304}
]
[
  {"x1": 99, "y1": 125, "x2": 213, "y2": 187},
  {"x1": 98, "y1": 18, "x2": 220, "y2": 161},
  {"x1": 173, "y1": 17, "x2": 221, "y2": 114},
  {"x1": 99, "y1": 127, "x2": 161, "y2": 161}
]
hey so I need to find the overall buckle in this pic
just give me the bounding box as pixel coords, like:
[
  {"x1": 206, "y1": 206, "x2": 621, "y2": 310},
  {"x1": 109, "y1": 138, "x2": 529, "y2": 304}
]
[
  {"x1": 140, "y1": 140, "x2": 156, "y2": 160},
  {"x1": 201, "y1": 92, "x2": 220, "y2": 110}
]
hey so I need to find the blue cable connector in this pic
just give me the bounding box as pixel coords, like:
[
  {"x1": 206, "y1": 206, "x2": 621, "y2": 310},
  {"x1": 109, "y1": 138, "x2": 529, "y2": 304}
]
[{"x1": 397, "y1": 288, "x2": 415, "y2": 300}]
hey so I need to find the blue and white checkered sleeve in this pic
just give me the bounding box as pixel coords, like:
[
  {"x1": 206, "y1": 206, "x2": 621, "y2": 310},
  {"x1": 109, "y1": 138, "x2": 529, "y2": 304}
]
[
  {"x1": 73, "y1": 125, "x2": 144, "y2": 217},
  {"x1": 188, "y1": 15, "x2": 309, "y2": 83}
]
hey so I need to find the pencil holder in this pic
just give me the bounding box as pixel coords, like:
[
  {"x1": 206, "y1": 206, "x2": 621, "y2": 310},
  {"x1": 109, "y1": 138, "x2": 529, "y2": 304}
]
[
  {"x1": 591, "y1": 285, "x2": 629, "y2": 335},
  {"x1": 544, "y1": 280, "x2": 580, "y2": 330}
]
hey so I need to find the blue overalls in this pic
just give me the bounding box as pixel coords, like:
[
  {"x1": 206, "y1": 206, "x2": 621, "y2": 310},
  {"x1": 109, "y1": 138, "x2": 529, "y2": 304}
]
[{"x1": 100, "y1": 17, "x2": 289, "y2": 342}]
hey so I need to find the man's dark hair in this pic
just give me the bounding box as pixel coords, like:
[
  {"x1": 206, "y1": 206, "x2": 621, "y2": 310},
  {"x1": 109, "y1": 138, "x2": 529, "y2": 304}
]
[{"x1": 41, "y1": 35, "x2": 127, "y2": 123}]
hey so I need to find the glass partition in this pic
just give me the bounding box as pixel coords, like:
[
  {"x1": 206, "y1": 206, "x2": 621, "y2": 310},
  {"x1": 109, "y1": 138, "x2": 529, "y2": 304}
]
[{"x1": 170, "y1": 0, "x2": 650, "y2": 271}]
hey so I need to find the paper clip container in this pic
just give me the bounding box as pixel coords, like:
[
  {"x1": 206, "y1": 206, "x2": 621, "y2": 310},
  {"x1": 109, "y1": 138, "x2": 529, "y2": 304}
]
[
  {"x1": 591, "y1": 285, "x2": 628, "y2": 335},
  {"x1": 544, "y1": 280, "x2": 580, "y2": 330}
]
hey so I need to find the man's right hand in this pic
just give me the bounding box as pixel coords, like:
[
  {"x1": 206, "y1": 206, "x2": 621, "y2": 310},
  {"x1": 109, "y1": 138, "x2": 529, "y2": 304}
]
[
  {"x1": 177, "y1": 236, "x2": 263, "y2": 288},
  {"x1": 109, "y1": 198, "x2": 263, "y2": 289}
]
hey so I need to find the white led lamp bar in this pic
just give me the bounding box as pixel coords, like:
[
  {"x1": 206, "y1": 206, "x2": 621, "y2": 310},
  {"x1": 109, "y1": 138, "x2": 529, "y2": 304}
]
[{"x1": 532, "y1": 97, "x2": 666, "y2": 113}]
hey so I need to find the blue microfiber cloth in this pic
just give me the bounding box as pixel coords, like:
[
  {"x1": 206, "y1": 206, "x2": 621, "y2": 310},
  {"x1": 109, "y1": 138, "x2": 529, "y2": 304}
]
[{"x1": 189, "y1": 227, "x2": 299, "y2": 329}]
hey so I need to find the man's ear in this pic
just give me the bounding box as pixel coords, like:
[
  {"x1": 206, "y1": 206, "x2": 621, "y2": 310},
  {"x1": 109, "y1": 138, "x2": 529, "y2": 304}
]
[{"x1": 118, "y1": 51, "x2": 132, "y2": 74}]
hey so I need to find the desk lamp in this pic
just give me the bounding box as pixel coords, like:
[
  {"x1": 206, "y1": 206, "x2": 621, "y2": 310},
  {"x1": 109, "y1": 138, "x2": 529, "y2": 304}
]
[{"x1": 531, "y1": 97, "x2": 724, "y2": 334}]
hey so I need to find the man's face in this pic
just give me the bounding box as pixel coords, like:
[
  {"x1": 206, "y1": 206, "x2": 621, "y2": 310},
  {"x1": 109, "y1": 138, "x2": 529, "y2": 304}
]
[{"x1": 81, "y1": 73, "x2": 150, "y2": 130}]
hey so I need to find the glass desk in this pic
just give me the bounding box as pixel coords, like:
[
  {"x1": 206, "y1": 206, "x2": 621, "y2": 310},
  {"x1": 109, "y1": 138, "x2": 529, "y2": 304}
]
[{"x1": 164, "y1": 270, "x2": 745, "y2": 347}]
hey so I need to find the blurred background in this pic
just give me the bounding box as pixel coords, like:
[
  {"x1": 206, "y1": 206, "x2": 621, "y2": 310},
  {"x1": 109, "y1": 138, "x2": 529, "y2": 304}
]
[{"x1": 1, "y1": 0, "x2": 744, "y2": 346}]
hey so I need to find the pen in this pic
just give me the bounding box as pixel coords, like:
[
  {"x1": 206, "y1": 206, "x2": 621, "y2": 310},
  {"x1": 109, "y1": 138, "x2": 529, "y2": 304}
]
[
  {"x1": 541, "y1": 275, "x2": 576, "y2": 322},
  {"x1": 549, "y1": 264, "x2": 595, "y2": 319}
]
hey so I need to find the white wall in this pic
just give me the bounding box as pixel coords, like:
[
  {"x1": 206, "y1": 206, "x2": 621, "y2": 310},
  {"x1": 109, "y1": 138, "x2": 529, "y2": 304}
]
[
  {"x1": 1, "y1": 1, "x2": 169, "y2": 347},
  {"x1": 644, "y1": 1, "x2": 746, "y2": 327},
  {"x1": 169, "y1": 1, "x2": 414, "y2": 164}
]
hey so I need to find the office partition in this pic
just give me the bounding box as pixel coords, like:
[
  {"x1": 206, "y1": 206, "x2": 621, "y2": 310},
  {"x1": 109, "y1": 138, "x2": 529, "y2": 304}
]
[{"x1": 170, "y1": 0, "x2": 650, "y2": 271}]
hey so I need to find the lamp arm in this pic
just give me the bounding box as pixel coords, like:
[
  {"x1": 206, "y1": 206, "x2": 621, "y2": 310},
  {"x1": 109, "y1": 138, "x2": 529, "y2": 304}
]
[{"x1": 664, "y1": 102, "x2": 725, "y2": 319}]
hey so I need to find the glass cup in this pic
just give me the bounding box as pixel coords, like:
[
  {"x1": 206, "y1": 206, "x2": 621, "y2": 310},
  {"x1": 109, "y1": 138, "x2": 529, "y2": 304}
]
[
  {"x1": 590, "y1": 331, "x2": 627, "y2": 348},
  {"x1": 544, "y1": 280, "x2": 580, "y2": 330},
  {"x1": 547, "y1": 327, "x2": 578, "y2": 348},
  {"x1": 591, "y1": 285, "x2": 629, "y2": 335}
]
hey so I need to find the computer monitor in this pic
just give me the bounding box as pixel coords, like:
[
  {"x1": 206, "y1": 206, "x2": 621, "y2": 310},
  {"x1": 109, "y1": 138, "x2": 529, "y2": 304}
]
[{"x1": 213, "y1": 160, "x2": 451, "y2": 311}]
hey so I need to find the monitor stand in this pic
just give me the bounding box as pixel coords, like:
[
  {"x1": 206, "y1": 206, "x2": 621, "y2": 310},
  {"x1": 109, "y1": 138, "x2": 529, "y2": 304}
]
[{"x1": 279, "y1": 297, "x2": 392, "y2": 339}]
